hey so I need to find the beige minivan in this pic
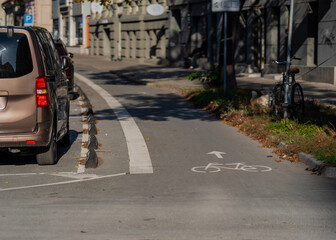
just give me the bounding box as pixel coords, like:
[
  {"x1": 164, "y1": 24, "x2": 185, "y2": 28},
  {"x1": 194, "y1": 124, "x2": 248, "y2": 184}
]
[{"x1": 0, "y1": 26, "x2": 70, "y2": 165}]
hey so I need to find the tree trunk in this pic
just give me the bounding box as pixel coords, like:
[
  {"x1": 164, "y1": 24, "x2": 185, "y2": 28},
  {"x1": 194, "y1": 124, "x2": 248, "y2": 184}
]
[{"x1": 219, "y1": 0, "x2": 246, "y2": 91}]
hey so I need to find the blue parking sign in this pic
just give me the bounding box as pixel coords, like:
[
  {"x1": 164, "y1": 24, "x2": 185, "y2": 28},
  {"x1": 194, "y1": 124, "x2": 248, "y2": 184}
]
[{"x1": 24, "y1": 14, "x2": 33, "y2": 26}]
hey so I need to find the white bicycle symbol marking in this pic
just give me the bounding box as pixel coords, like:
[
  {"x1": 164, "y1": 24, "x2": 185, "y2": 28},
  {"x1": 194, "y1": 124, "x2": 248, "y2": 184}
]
[{"x1": 191, "y1": 162, "x2": 272, "y2": 173}]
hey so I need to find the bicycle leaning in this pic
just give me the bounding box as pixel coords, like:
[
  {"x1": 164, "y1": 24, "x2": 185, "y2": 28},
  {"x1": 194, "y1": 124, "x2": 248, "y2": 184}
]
[{"x1": 272, "y1": 57, "x2": 305, "y2": 119}]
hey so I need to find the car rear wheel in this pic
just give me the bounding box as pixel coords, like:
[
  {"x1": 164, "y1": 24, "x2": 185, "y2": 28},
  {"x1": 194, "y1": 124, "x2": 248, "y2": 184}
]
[{"x1": 36, "y1": 128, "x2": 57, "y2": 165}]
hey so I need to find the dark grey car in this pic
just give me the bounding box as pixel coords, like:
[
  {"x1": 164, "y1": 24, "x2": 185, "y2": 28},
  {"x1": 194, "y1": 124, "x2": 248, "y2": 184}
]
[{"x1": 0, "y1": 26, "x2": 70, "y2": 165}]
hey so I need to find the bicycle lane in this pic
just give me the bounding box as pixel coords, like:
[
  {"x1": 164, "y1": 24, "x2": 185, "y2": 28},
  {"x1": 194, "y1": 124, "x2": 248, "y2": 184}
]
[
  {"x1": 118, "y1": 79, "x2": 336, "y2": 239},
  {"x1": 28, "y1": 65, "x2": 336, "y2": 239}
]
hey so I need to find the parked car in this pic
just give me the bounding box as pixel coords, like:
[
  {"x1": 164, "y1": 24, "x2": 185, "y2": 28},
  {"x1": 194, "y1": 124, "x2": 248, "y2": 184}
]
[
  {"x1": 0, "y1": 26, "x2": 70, "y2": 165},
  {"x1": 54, "y1": 38, "x2": 75, "y2": 99}
]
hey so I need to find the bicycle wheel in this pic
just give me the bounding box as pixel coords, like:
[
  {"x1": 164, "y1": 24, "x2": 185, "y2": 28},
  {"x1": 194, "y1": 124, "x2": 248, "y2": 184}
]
[
  {"x1": 273, "y1": 84, "x2": 284, "y2": 118},
  {"x1": 191, "y1": 166, "x2": 221, "y2": 173},
  {"x1": 243, "y1": 165, "x2": 272, "y2": 172},
  {"x1": 290, "y1": 83, "x2": 304, "y2": 118}
]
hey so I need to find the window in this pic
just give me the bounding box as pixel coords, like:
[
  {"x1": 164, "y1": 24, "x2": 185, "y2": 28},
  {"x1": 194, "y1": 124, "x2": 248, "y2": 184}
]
[
  {"x1": 0, "y1": 33, "x2": 33, "y2": 78},
  {"x1": 35, "y1": 29, "x2": 61, "y2": 76}
]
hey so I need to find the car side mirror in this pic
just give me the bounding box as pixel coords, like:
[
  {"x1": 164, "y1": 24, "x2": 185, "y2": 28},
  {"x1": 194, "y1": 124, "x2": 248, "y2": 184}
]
[
  {"x1": 61, "y1": 56, "x2": 69, "y2": 70},
  {"x1": 68, "y1": 52, "x2": 74, "y2": 58}
]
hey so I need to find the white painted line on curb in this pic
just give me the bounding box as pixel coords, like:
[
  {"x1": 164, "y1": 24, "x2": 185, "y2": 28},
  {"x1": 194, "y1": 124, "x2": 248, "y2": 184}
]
[
  {"x1": 77, "y1": 99, "x2": 88, "y2": 174},
  {"x1": 75, "y1": 72, "x2": 153, "y2": 174},
  {"x1": 77, "y1": 164, "x2": 86, "y2": 174}
]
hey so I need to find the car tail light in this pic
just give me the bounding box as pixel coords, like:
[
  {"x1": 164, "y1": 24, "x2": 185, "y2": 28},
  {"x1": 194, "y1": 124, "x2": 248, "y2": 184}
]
[
  {"x1": 26, "y1": 140, "x2": 35, "y2": 144},
  {"x1": 36, "y1": 76, "x2": 49, "y2": 107}
]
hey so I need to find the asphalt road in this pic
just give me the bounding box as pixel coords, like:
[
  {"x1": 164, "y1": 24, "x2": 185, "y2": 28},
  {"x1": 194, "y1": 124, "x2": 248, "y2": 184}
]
[{"x1": 0, "y1": 66, "x2": 335, "y2": 240}]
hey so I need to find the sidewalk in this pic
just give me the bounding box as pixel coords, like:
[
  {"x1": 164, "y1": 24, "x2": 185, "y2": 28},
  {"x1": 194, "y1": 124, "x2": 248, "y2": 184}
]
[{"x1": 73, "y1": 54, "x2": 336, "y2": 107}]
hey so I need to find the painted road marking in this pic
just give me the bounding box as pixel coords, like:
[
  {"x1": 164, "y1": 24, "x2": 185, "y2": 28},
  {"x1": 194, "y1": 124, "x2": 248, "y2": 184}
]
[
  {"x1": 75, "y1": 73, "x2": 153, "y2": 174},
  {"x1": 0, "y1": 173, "x2": 47, "y2": 177},
  {"x1": 77, "y1": 97, "x2": 88, "y2": 174},
  {"x1": 207, "y1": 151, "x2": 227, "y2": 159},
  {"x1": 0, "y1": 172, "x2": 126, "y2": 192},
  {"x1": 191, "y1": 162, "x2": 272, "y2": 173}
]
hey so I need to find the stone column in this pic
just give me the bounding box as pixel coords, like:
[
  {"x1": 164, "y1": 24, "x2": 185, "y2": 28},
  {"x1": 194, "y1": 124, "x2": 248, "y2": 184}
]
[
  {"x1": 246, "y1": 9, "x2": 254, "y2": 73},
  {"x1": 180, "y1": 5, "x2": 190, "y2": 58},
  {"x1": 265, "y1": 7, "x2": 279, "y2": 71},
  {"x1": 69, "y1": 6, "x2": 76, "y2": 46},
  {"x1": 138, "y1": 0, "x2": 147, "y2": 60},
  {"x1": 207, "y1": 1, "x2": 213, "y2": 68},
  {"x1": 279, "y1": 4, "x2": 288, "y2": 62},
  {"x1": 112, "y1": 3, "x2": 120, "y2": 60}
]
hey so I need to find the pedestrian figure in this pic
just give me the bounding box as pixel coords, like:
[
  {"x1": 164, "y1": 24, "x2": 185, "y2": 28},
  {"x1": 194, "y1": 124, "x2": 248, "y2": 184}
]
[{"x1": 189, "y1": 37, "x2": 207, "y2": 69}]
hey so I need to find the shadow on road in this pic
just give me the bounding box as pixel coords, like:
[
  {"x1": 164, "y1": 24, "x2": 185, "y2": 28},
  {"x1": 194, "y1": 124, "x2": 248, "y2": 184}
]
[
  {"x1": 0, "y1": 130, "x2": 79, "y2": 166},
  {"x1": 76, "y1": 68, "x2": 216, "y2": 122}
]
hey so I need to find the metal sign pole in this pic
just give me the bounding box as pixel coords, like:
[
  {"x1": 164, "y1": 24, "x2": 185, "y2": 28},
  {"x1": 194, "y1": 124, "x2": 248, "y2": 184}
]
[
  {"x1": 284, "y1": 0, "x2": 295, "y2": 119},
  {"x1": 223, "y1": 11, "x2": 228, "y2": 93}
]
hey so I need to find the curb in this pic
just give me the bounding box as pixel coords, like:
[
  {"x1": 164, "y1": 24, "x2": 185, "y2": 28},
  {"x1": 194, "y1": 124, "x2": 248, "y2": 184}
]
[
  {"x1": 279, "y1": 142, "x2": 336, "y2": 178},
  {"x1": 298, "y1": 152, "x2": 336, "y2": 178},
  {"x1": 75, "y1": 84, "x2": 99, "y2": 169}
]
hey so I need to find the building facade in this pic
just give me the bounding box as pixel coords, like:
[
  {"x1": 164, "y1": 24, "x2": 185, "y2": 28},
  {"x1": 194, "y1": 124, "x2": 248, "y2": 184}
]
[
  {"x1": 0, "y1": 0, "x2": 6, "y2": 25},
  {"x1": 1, "y1": 0, "x2": 25, "y2": 26},
  {"x1": 52, "y1": 0, "x2": 91, "y2": 54},
  {"x1": 236, "y1": 0, "x2": 336, "y2": 85},
  {"x1": 89, "y1": 0, "x2": 336, "y2": 85},
  {"x1": 1, "y1": 0, "x2": 52, "y2": 31},
  {"x1": 88, "y1": 0, "x2": 169, "y2": 62},
  {"x1": 24, "y1": 0, "x2": 52, "y2": 32}
]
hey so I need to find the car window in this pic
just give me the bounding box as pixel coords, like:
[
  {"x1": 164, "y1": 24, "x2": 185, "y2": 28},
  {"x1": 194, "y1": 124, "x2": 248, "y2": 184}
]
[
  {"x1": 45, "y1": 31, "x2": 61, "y2": 66},
  {"x1": 35, "y1": 29, "x2": 55, "y2": 76},
  {"x1": 55, "y1": 43, "x2": 66, "y2": 57},
  {"x1": 0, "y1": 33, "x2": 33, "y2": 78}
]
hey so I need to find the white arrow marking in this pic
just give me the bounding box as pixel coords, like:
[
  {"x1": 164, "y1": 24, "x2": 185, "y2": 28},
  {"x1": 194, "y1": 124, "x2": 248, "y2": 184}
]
[{"x1": 207, "y1": 151, "x2": 227, "y2": 159}]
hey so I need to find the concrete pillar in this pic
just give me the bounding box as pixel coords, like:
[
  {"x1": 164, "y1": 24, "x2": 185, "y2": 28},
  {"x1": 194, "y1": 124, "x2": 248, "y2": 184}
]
[
  {"x1": 167, "y1": 10, "x2": 181, "y2": 62},
  {"x1": 112, "y1": 3, "x2": 121, "y2": 60},
  {"x1": 246, "y1": 9, "x2": 254, "y2": 73},
  {"x1": 59, "y1": 14, "x2": 64, "y2": 42},
  {"x1": 159, "y1": 30, "x2": 166, "y2": 59},
  {"x1": 307, "y1": 37, "x2": 315, "y2": 66},
  {"x1": 279, "y1": 5, "x2": 288, "y2": 61},
  {"x1": 69, "y1": 16, "x2": 76, "y2": 46},
  {"x1": 207, "y1": 1, "x2": 213, "y2": 68},
  {"x1": 266, "y1": 7, "x2": 279, "y2": 65},
  {"x1": 145, "y1": 30, "x2": 150, "y2": 59},
  {"x1": 150, "y1": 30, "x2": 157, "y2": 58},
  {"x1": 216, "y1": 13, "x2": 223, "y2": 65},
  {"x1": 138, "y1": 1, "x2": 146, "y2": 59},
  {"x1": 180, "y1": 6, "x2": 189, "y2": 58},
  {"x1": 131, "y1": 1, "x2": 137, "y2": 15},
  {"x1": 103, "y1": 27, "x2": 111, "y2": 58},
  {"x1": 130, "y1": 31, "x2": 136, "y2": 58}
]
